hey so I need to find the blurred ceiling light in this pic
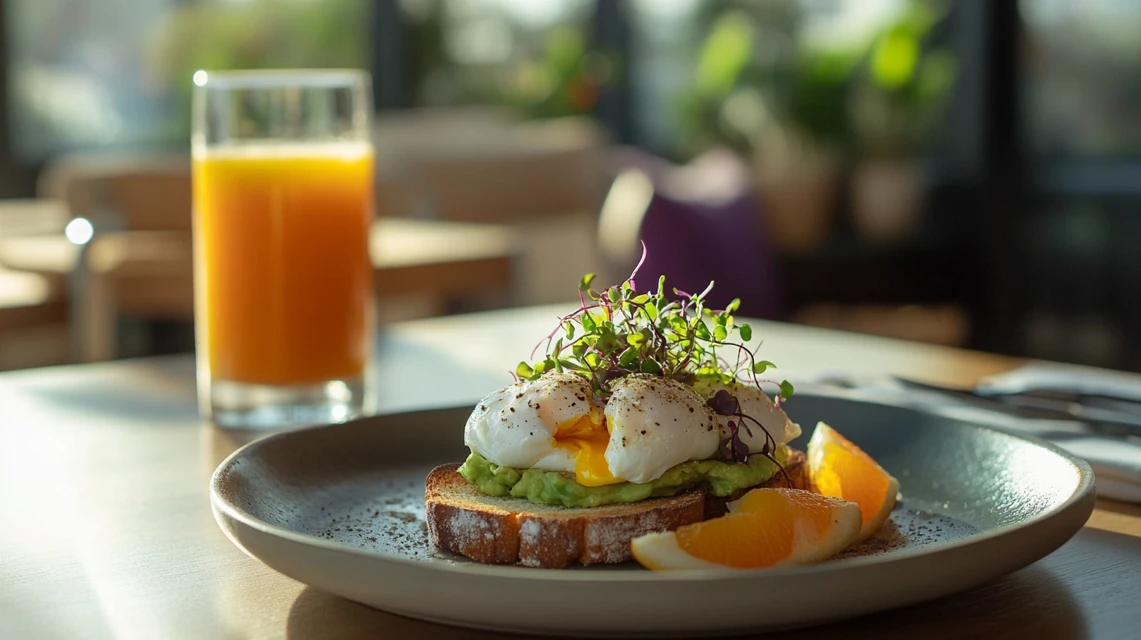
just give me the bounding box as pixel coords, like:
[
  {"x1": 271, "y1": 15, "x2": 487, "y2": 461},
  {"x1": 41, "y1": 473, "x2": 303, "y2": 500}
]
[{"x1": 65, "y1": 218, "x2": 94, "y2": 246}]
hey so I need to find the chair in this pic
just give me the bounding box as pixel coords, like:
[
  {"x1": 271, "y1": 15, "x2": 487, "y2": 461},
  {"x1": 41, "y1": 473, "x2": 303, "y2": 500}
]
[
  {"x1": 375, "y1": 112, "x2": 609, "y2": 306},
  {"x1": 597, "y1": 148, "x2": 782, "y2": 319},
  {"x1": 38, "y1": 154, "x2": 194, "y2": 361},
  {"x1": 374, "y1": 110, "x2": 609, "y2": 223},
  {"x1": 38, "y1": 151, "x2": 524, "y2": 361}
]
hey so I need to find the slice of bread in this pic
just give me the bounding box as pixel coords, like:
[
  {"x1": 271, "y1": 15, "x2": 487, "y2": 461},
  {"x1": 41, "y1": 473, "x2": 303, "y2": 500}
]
[{"x1": 425, "y1": 449, "x2": 807, "y2": 568}]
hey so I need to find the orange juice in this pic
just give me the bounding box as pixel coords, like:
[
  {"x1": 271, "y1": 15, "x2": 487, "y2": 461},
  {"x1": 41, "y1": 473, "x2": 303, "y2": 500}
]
[{"x1": 193, "y1": 143, "x2": 373, "y2": 386}]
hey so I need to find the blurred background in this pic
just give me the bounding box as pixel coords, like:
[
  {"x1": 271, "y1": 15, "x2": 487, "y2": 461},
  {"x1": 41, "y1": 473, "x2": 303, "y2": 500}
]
[{"x1": 1, "y1": 0, "x2": 1140, "y2": 373}]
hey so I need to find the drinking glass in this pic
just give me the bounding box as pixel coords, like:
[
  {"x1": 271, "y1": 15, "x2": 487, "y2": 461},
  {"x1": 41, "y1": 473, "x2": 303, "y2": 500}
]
[{"x1": 192, "y1": 69, "x2": 376, "y2": 429}]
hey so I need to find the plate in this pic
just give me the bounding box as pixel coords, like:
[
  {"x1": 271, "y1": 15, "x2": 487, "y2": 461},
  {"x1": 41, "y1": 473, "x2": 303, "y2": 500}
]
[{"x1": 210, "y1": 392, "x2": 1095, "y2": 637}]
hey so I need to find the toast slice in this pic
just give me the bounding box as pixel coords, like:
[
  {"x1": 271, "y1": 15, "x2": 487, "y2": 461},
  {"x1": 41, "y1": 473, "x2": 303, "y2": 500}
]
[{"x1": 425, "y1": 449, "x2": 807, "y2": 568}]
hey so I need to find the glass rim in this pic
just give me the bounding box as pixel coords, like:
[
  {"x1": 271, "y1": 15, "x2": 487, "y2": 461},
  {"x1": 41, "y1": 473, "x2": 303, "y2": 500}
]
[{"x1": 193, "y1": 68, "x2": 370, "y2": 90}]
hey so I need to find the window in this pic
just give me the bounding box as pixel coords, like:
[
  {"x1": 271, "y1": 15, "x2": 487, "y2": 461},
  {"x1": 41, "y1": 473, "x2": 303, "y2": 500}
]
[
  {"x1": 627, "y1": 0, "x2": 953, "y2": 160},
  {"x1": 6, "y1": 0, "x2": 369, "y2": 159},
  {"x1": 1022, "y1": 0, "x2": 1141, "y2": 158},
  {"x1": 400, "y1": 0, "x2": 598, "y2": 118}
]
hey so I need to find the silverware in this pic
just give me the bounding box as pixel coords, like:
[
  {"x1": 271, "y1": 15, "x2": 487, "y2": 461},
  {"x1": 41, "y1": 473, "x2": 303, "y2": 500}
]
[{"x1": 892, "y1": 377, "x2": 1141, "y2": 439}]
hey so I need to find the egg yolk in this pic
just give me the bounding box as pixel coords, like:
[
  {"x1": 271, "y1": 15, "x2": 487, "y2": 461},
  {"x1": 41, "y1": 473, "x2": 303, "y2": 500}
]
[{"x1": 554, "y1": 415, "x2": 622, "y2": 487}]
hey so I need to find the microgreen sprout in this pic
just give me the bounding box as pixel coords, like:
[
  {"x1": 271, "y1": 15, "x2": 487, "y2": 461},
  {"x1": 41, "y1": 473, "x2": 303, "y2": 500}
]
[{"x1": 516, "y1": 250, "x2": 795, "y2": 472}]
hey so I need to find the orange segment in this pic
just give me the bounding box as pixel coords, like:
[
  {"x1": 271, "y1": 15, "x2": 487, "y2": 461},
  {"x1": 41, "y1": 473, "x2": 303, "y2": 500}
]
[
  {"x1": 631, "y1": 488, "x2": 861, "y2": 571},
  {"x1": 806, "y1": 422, "x2": 900, "y2": 541}
]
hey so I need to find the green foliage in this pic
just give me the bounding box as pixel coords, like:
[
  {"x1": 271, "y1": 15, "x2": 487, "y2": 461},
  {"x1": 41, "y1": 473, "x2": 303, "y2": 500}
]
[
  {"x1": 501, "y1": 25, "x2": 616, "y2": 119},
  {"x1": 147, "y1": 0, "x2": 369, "y2": 142},
  {"x1": 695, "y1": 12, "x2": 755, "y2": 98},
  {"x1": 852, "y1": 1, "x2": 958, "y2": 152},
  {"x1": 520, "y1": 273, "x2": 793, "y2": 406},
  {"x1": 674, "y1": 0, "x2": 957, "y2": 158}
]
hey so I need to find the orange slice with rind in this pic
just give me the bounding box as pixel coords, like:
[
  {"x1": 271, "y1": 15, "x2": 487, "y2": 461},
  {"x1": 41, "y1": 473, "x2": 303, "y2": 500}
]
[
  {"x1": 631, "y1": 488, "x2": 861, "y2": 571},
  {"x1": 807, "y1": 422, "x2": 899, "y2": 542}
]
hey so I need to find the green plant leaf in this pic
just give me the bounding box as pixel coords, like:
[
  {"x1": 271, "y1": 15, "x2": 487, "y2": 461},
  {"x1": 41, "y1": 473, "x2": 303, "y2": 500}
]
[
  {"x1": 779, "y1": 380, "x2": 795, "y2": 400},
  {"x1": 714, "y1": 325, "x2": 728, "y2": 341},
  {"x1": 579, "y1": 273, "x2": 596, "y2": 292},
  {"x1": 752, "y1": 359, "x2": 775, "y2": 374},
  {"x1": 696, "y1": 11, "x2": 754, "y2": 97},
  {"x1": 739, "y1": 324, "x2": 752, "y2": 341},
  {"x1": 872, "y1": 28, "x2": 919, "y2": 90},
  {"x1": 516, "y1": 361, "x2": 534, "y2": 378},
  {"x1": 619, "y1": 347, "x2": 639, "y2": 368},
  {"x1": 694, "y1": 322, "x2": 711, "y2": 340}
]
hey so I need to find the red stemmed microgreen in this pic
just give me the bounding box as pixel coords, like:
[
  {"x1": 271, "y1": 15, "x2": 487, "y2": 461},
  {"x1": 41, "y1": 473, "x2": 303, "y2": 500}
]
[{"x1": 514, "y1": 253, "x2": 795, "y2": 472}]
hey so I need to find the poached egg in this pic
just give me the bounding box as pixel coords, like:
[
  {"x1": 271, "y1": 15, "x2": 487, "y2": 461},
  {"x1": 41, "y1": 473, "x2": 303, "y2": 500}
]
[
  {"x1": 603, "y1": 375, "x2": 720, "y2": 483},
  {"x1": 465, "y1": 371, "x2": 799, "y2": 486},
  {"x1": 698, "y1": 380, "x2": 802, "y2": 454}
]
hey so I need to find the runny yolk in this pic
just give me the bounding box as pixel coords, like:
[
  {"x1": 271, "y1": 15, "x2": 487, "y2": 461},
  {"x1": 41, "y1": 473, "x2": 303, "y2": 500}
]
[{"x1": 554, "y1": 415, "x2": 623, "y2": 487}]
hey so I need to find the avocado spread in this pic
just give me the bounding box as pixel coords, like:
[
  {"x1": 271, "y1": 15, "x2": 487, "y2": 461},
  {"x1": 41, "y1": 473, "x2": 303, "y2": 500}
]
[{"x1": 457, "y1": 446, "x2": 791, "y2": 508}]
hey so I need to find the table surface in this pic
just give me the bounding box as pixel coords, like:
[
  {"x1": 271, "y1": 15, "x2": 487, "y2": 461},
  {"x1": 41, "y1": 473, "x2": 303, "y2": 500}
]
[{"x1": 2, "y1": 305, "x2": 1139, "y2": 639}]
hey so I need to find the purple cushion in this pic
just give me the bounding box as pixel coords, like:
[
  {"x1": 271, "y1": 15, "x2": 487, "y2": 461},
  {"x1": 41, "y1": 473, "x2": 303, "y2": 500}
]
[{"x1": 628, "y1": 152, "x2": 780, "y2": 319}]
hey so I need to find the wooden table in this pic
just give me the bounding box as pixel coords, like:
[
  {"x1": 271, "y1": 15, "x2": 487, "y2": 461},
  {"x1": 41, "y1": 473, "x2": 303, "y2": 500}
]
[
  {"x1": 0, "y1": 217, "x2": 517, "y2": 361},
  {"x1": 1, "y1": 305, "x2": 1139, "y2": 639}
]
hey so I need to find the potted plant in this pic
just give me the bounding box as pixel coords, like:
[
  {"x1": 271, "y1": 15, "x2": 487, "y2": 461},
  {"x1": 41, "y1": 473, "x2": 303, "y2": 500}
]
[
  {"x1": 674, "y1": 4, "x2": 859, "y2": 253},
  {"x1": 848, "y1": 1, "x2": 957, "y2": 244}
]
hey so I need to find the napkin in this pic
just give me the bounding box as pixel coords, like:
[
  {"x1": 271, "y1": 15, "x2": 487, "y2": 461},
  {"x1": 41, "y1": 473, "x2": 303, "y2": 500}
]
[
  {"x1": 782, "y1": 368, "x2": 1141, "y2": 503},
  {"x1": 976, "y1": 362, "x2": 1141, "y2": 403}
]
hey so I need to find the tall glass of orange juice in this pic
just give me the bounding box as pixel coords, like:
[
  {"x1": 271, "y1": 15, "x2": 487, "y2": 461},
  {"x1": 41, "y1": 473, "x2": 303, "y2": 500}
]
[{"x1": 192, "y1": 70, "x2": 376, "y2": 428}]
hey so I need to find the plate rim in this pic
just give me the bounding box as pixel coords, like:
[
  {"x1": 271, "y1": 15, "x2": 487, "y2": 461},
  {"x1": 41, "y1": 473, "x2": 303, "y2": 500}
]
[{"x1": 209, "y1": 386, "x2": 1097, "y2": 583}]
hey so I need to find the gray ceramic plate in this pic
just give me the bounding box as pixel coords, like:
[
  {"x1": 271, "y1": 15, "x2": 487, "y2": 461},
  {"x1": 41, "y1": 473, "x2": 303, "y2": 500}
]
[{"x1": 211, "y1": 391, "x2": 1095, "y2": 637}]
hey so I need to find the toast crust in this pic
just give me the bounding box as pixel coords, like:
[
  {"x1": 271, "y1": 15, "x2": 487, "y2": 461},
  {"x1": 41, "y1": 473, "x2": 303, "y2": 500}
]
[{"x1": 425, "y1": 449, "x2": 808, "y2": 568}]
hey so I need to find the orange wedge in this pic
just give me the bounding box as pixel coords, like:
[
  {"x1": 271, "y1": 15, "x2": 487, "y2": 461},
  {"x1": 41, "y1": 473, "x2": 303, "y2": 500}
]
[
  {"x1": 807, "y1": 422, "x2": 899, "y2": 541},
  {"x1": 631, "y1": 488, "x2": 861, "y2": 571}
]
